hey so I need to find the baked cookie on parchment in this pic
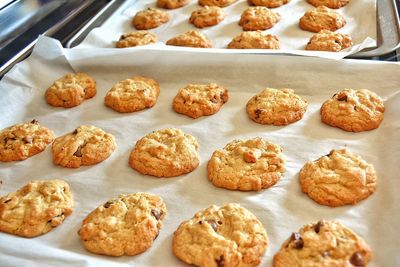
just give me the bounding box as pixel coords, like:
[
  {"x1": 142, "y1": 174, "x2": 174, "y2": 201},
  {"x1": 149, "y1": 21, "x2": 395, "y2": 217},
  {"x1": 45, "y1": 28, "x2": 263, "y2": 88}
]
[
  {"x1": 299, "y1": 149, "x2": 377, "y2": 207},
  {"x1": 274, "y1": 220, "x2": 372, "y2": 267},
  {"x1": 173, "y1": 203, "x2": 268, "y2": 267},
  {"x1": 45, "y1": 72, "x2": 96, "y2": 108},
  {"x1": 0, "y1": 179, "x2": 74, "y2": 237},
  {"x1": 320, "y1": 88, "x2": 385, "y2": 132},
  {"x1": 104, "y1": 76, "x2": 160, "y2": 113},
  {"x1": 228, "y1": 31, "x2": 280, "y2": 49},
  {"x1": 52, "y1": 125, "x2": 116, "y2": 168},
  {"x1": 132, "y1": 8, "x2": 170, "y2": 30},
  {"x1": 246, "y1": 88, "x2": 308, "y2": 126},
  {"x1": 129, "y1": 128, "x2": 199, "y2": 177},
  {"x1": 115, "y1": 31, "x2": 157, "y2": 48},
  {"x1": 78, "y1": 192, "x2": 166, "y2": 256},
  {"x1": 198, "y1": 0, "x2": 238, "y2": 7},
  {"x1": 166, "y1": 30, "x2": 212, "y2": 48},
  {"x1": 306, "y1": 30, "x2": 352, "y2": 52},
  {"x1": 157, "y1": 0, "x2": 189, "y2": 9},
  {"x1": 208, "y1": 137, "x2": 285, "y2": 191},
  {"x1": 189, "y1": 6, "x2": 226, "y2": 28},
  {"x1": 299, "y1": 6, "x2": 346, "y2": 32},
  {"x1": 0, "y1": 119, "x2": 54, "y2": 162},
  {"x1": 239, "y1": 7, "x2": 281, "y2": 31},
  {"x1": 307, "y1": 0, "x2": 350, "y2": 9},
  {"x1": 249, "y1": 0, "x2": 289, "y2": 8}
]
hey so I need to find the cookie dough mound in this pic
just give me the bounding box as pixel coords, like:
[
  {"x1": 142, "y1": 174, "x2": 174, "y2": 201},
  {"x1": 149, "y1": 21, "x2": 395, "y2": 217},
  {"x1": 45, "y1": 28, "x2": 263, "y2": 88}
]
[
  {"x1": 132, "y1": 8, "x2": 170, "y2": 30},
  {"x1": 306, "y1": 30, "x2": 352, "y2": 52},
  {"x1": 228, "y1": 31, "x2": 280, "y2": 49},
  {"x1": 166, "y1": 30, "x2": 212, "y2": 48},
  {"x1": 307, "y1": 0, "x2": 350, "y2": 9},
  {"x1": 157, "y1": 0, "x2": 189, "y2": 9},
  {"x1": 299, "y1": 6, "x2": 346, "y2": 32},
  {"x1": 115, "y1": 31, "x2": 157, "y2": 48},
  {"x1": 239, "y1": 7, "x2": 281, "y2": 31},
  {"x1": 189, "y1": 6, "x2": 226, "y2": 28},
  {"x1": 249, "y1": 0, "x2": 289, "y2": 8}
]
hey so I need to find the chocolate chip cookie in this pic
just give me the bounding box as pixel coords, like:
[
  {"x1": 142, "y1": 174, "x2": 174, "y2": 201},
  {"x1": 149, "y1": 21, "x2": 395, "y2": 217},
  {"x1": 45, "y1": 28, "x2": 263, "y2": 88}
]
[
  {"x1": 115, "y1": 31, "x2": 157, "y2": 48},
  {"x1": 189, "y1": 6, "x2": 226, "y2": 28},
  {"x1": 157, "y1": 0, "x2": 189, "y2": 9},
  {"x1": 306, "y1": 30, "x2": 353, "y2": 52},
  {"x1": 239, "y1": 7, "x2": 281, "y2": 31},
  {"x1": 249, "y1": 0, "x2": 289, "y2": 8},
  {"x1": 166, "y1": 30, "x2": 212, "y2": 48},
  {"x1": 307, "y1": 0, "x2": 350, "y2": 9},
  {"x1": 198, "y1": 0, "x2": 238, "y2": 7},
  {"x1": 228, "y1": 31, "x2": 280, "y2": 49},
  {"x1": 132, "y1": 8, "x2": 170, "y2": 30},
  {"x1": 299, "y1": 6, "x2": 346, "y2": 32}
]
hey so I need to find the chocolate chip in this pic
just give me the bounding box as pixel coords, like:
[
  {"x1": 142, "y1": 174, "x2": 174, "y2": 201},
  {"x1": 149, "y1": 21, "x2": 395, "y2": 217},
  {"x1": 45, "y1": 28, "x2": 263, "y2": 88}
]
[
  {"x1": 337, "y1": 94, "x2": 348, "y2": 101},
  {"x1": 74, "y1": 146, "x2": 82, "y2": 157},
  {"x1": 4, "y1": 199, "x2": 11, "y2": 204},
  {"x1": 206, "y1": 220, "x2": 218, "y2": 232},
  {"x1": 30, "y1": 119, "x2": 39, "y2": 124},
  {"x1": 151, "y1": 209, "x2": 161, "y2": 220},
  {"x1": 198, "y1": 221, "x2": 203, "y2": 225},
  {"x1": 103, "y1": 201, "x2": 113, "y2": 208},
  {"x1": 255, "y1": 109, "x2": 262, "y2": 119},
  {"x1": 354, "y1": 106, "x2": 358, "y2": 111},
  {"x1": 350, "y1": 252, "x2": 365, "y2": 266},
  {"x1": 216, "y1": 256, "x2": 225, "y2": 267},
  {"x1": 210, "y1": 97, "x2": 218, "y2": 104},
  {"x1": 314, "y1": 221, "x2": 323, "y2": 233},
  {"x1": 217, "y1": 220, "x2": 223, "y2": 225},
  {"x1": 23, "y1": 136, "x2": 32, "y2": 144},
  {"x1": 72, "y1": 129, "x2": 78, "y2": 134},
  {"x1": 291, "y1": 232, "x2": 304, "y2": 249}
]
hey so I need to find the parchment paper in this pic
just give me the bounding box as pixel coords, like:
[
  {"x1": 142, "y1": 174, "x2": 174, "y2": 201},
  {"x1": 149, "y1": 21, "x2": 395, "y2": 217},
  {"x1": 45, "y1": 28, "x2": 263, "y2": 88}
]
[{"x1": 0, "y1": 36, "x2": 399, "y2": 266}]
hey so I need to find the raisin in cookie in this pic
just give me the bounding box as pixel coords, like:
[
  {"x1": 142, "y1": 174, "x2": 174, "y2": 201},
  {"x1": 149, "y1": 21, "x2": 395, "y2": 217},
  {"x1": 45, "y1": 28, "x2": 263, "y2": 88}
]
[
  {"x1": 246, "y1": 88, "x2": 308, "y2": 126},
  {"x1": 299, "y1": 149, "x2": 377, "y2": 207},
  {"x1": 306, "y1": 30, "x2": 352, "y2": 52},
  {"x1": 274, "y1": 220, "x2": 372, "y2": 266},
  {"x1": 299, "y1": 6, "x2": 346, "y2": 32},
  {"x1": 115, "y1": 31, "x2": 157, "y2": 48},
  {"x1": 78, "y1": 192, "x2": 166, "y2": 256},
  {"x1": 0, "y1": 179, "x2": 74, "y2": 237},
  {"x1": 173, "y1": 203, "x2": 268, "y2": 267},
  {"x1": 157, "y1": 0, "x2": 189, "y2": 9},
  {"x1": 166, "y1": 30, "x2": 212, "y2": 48},
  {"x1": 104, "y1": 76, "x2": 160, "y2": 113},
  {"x1": 45, "y1": 73, "x2": 96, "y2": 108},
  {"x1": 228, "y1": 31, "x2": 280, "y2": 49},
  {"x1": 129, "y1": 128, "x2": 199, "y2": 177},
  {"x1": 249, "y1": 0, "x2": 289, "y2": 8},
  {"x1": 307, "y1": 0, "x2": 350, "y2": 9},
  {"x1": 132, "y1": 8, "x2": 170, "y2": 30},
  {"x1": 52, "y1": 125, "x2": 116, "y2": 168},
  {"x1": 239, "y1": 7, "x2": 281, "y2": 31},
  {"x1": 320, "y1": 88, "x2": 385, "y2": 132},
  {"x1": 0, "y1": 120, "x2": 54, "y2": 162},
  {"x1": 208, "y1": 138, "x2": 285, "y2": 191},
  {"x1": 198, "y1": 0, "x2": 238, "y2": 7},
  {"x1": 189, "y1": 6, "x2": 226, "y2": 28},
  {"x1": 172, "y1": 83, "x2": 229, "y2": 119}
]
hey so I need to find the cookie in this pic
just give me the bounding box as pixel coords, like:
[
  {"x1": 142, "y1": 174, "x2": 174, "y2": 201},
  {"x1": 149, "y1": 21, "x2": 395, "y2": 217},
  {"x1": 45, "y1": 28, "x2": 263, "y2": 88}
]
[
  {"x1": 198, "y1": 0, "x2": 237, "y2": 7},
  {"x1": 249, "y1": 0, "x2": 289, "y2": 8},
  {"x1": 320, "y1": 88, "x2": 385, "y2": 132},
  {"x1": 132, "y1": 8, "x2": 170, "y2": 30},
  {"x1": 52, "y1": 125, "x2": 116, "y2": 168},
  {"x1": 78, "y1": 192, "x2": 166, "y2": 256},
  {"x1": 246, "y1": 88, "x2": 308, "y2": 126},
  {"x1": 0, "y1": 179, "x2": 74, "y2": 237},
  {"x1": 172, "y1": 83, "x2": 229, "y2": 119},
  {"x1": 115, "y1": 31, "x2": 157, "y2": 48},
  {"x1": 104, "y1": 76, "x2": 160, "y2": 113},
  {"x1": 157, "y1": 0, "x2": 189, "y2": 9},
  {"x1": 307, "y1": 0, "x2": 350, "y2": 9},
  {"x1": 166, "y1": 30, "x2": 212, "y2": 48},
  {"x1": 189, "y1": 6, "x2": 226, "y2": 28},
  {"x1": 45, "y1": 73, "x2": 96, "y2": 108},
  {"x1": 208, "y1": 138, "x2": 285, "y2": 191},
  {"x1": 228, "y1": 31, "x2": 280, "y2": 49},
  {"x1": 299, "y1": 6, "x2": 346, "y2": 32},
  {"x1": 0, "y1": 120, "x2": 55, "y2": 162},
  {"x1": 239, "y1": 7, "x2": 281, "y2": 31},
  {"x1": 306, "y1": 30, "x2": 353, "y2": 52},
  {"x1": 129, "y1": 128, "x2": 199, "y2": 177},
  {"x1": 274, "y1": 220, "x2": 372, "y2": 266},
  {"x1": 173, "y1": 203, "x2": 268, "y2": 267},
  {"x1": 299, "y1": 149, "x2": 377, "y2": 207}
]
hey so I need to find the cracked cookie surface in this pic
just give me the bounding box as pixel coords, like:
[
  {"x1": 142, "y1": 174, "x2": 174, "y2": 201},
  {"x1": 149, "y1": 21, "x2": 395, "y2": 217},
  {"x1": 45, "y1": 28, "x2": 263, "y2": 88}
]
[
  {"x1": 299, "y1": 6, "x2": 346, "y2": 32},
  {"x1": 306, "y1": 30, "x2": 352, "y2": 52},
  {"x1": 132, "y1": 8, "x2": 170, "y2": 30},
  {"x1": 115, "y1": 31, "x2": 157, "y2": 48},
  {"x1": 228, "y1": 31, "x2": 280, "y2": 49},
  {"x1": 249, "y1": 0, "x2": 289, "y2": 8},
  {"x1": 239, "y1": 7, "x2": 281, "y2": 31},
  {"x1": 166, "y1": 30, "x2": 212, "y2": 48},
  {"x1": 307, "y1": 0, "x2": 350, "y2": 9}
]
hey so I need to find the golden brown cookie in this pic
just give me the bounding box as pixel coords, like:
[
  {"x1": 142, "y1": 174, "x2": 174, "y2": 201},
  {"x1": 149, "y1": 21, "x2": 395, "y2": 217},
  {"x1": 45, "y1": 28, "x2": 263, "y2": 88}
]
[
  {"x1": 173, "y1": 203, "x2": 268, "y2": 267},
  {"x1": 274, "y1": 220, "x2": 372, "y2": 266},
  {"x1": 104, "y1": 76, "x2": 160, "y2": 113},
  {"x1": 129, "y1": 128, "x2": 199, "y2": 177},
  {"x1": 320, "y1": 88, "x2": 385, "y2": 132},
  {"x1": 78, "y1": 192, "x2": 166, "y2": 256},
  {"x1": 189, "y1": 6, "x2": 226, "y2": 28},
  {"x1": 246, "y1": 88, "x2": 308, "y2": 126},
  {"x1": 157, "y1": 0, "x2": 189, "y2": 9},
  {"x1": 249, "y1": 0, "x2": 289, "y2": 8},
  {"x1": 132, "y1": 8, "x2": 170, "y2": 30},
  {"x1": 299, "y1": 149, "x2": 377, "y2": 207},
  {"x1": 52, "y1": 125, "x2": 116, "y2": 168},
  {"x1": 307, "y1": 0, "x2": 350, "y2": 9},
  {"x1": 208, "y1": 138, "x2": 285, "y2": 191},
  {"x1": 299, "y1": 6, "x2": 346, "y2": 32},
  {"x1": 198, "y1": 0, "x2": 238, "y2": 7},
  {"x1": 306, "y1": 30, "x2": 353, "y2": 52},
  {"x1": 172, "y1": 83, "x2": 229, "y2": 119},
  {"x1": 166, "y1": 30, "x2": 212, "y2": 48},
  {"x1": 0, "y1": 119, "x2": 54, "y2": 162},
  {"x1": 115, "y1": 31, "x2": 157, "y2": 48},
  {"x1": 239, "y1": 7, "x2": 281, "y2": 31},
  {"x1": 45, "y1": 73, "x2": 96, "y2": 108},
  {"x1": 0, "y1": 179, "x2": 74, "y2": 237},
  {"x1": 228, "y1": 31, "x2": 280, "y2": 49}
]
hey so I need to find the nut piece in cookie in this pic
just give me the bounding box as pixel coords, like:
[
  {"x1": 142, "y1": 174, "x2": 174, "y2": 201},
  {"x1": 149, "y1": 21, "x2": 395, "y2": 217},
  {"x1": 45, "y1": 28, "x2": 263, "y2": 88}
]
[
  {"x1": 274, "y1": 220, "x2": 372, "y2": 266},
  {"x1": 172, "y1": 83, "x2": 229, "y2": 119},
  {"x1": 228, "y1": 31, "x2": 280, "y2": 49},
  {"x1": 306, "y1": 30, "x2": 352, "y2": 52},
  {"x1": 320, "y1": 88, "x2": 385, "y2": 132},
  {"x1": 78, "y1": 192, "x2": 166, "y2": 256},
  {"x1": 246, "y1": 88, "x2": 308, "y2": 126},
  {"x1": 208, "y1": 137, "x2": 285, "y2": 191},
  {"x1": 166, "y1": 30, "x2": 212, "y2": 48},
  {"x1": 307, "y1": 0, "x2": 350, "y2": 9},
  {"x1": 189, "y1": 6, "x2": 226, "y2": 28},
  {"x1": 45, "y1": 73, "x2": 96, "y2": 108},
  {"x1": 52, "y1": 125, "x2": 116, "y2": 168},
  {"x1": 0, "y1": 179, "x2": 74, "y2": 237},
  {"x1": 104, "y1": 76, "x2": 160, "y2": 113},
  {"x1": 173, "y1": 203, "x2": 268, "y2": 267},
  {"x1": 157, "y1": 0, "x2": 189, "y2": 9},
  {"x1": 239, "y1": 7, "x2": 281, "y2": 31},
  {"x1": 132, "y1": 8, "x2": 170, "y2": 30},
  {"x1": 198, "y1": 0, "x2": 238, "y2": 7},
  {"x1": 299, "y1": 149, "x2": 377, "y2": 207},
  {"x1": 299, "y1": 6, "x2": 346, "y2": 32},
  {"x1": 129, "y1": 128, "x2": 199, "y2": 177},
  {"x1": 115, "y1": 31, "x2": 157, "y2": 48},
  {"x1": 249, "y1": 0, "x2": 289, "y2": 8},
  {"x1": 0, "y1": 120, "x2": 55, "y2": 162}
]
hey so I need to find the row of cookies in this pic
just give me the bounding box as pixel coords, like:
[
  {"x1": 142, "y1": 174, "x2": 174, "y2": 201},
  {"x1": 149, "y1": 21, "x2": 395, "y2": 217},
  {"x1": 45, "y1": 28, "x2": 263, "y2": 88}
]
[{"x1": 0, "y1": 180, "x2": 371, "y2": 266}]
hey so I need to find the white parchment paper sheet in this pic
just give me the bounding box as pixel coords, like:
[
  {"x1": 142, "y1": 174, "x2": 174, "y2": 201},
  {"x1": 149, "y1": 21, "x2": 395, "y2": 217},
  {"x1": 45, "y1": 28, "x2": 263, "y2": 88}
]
[{"x1": 0, "y1": 36, "x2": 399, "y2": 266}]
